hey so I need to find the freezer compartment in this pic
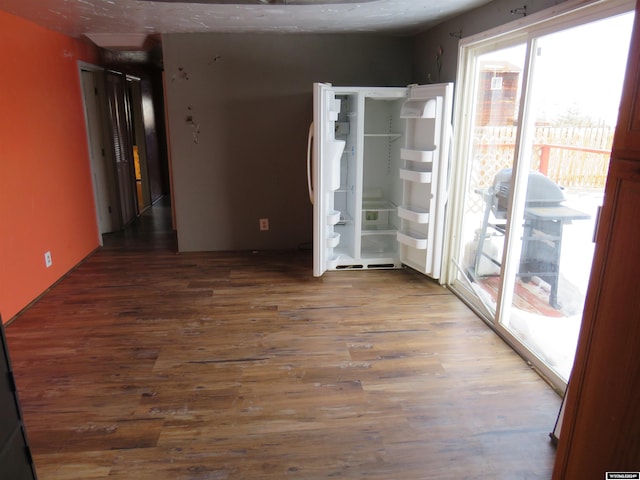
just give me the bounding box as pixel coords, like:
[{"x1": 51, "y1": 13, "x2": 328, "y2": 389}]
[{"x1": 330, "y1": 94, "x2": 359, "y2": 260}]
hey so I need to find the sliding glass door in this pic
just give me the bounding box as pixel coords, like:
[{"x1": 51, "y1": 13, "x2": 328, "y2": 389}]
[{"x1": 450, "y1": 2, "x2": 634, "y2": 390}]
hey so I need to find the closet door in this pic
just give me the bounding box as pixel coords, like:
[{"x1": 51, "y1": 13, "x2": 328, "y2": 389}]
[
  {"x1": 105, "y1": 71, "x2": 138, "y2": 228},
  {"x1": 0, "y1": 319, "x2": 37, "y2": 479}
]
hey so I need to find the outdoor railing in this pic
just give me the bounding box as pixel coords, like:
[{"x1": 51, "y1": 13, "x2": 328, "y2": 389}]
[
  {"x1": 535, "y1": 143, "x2": 610, "y2": 188},
  {"x1": 472, "y1": 125, "x2": 614, "y2": 190},
  {"x1": 466, "y1": 125, "x2": 614, "y2": 213}
]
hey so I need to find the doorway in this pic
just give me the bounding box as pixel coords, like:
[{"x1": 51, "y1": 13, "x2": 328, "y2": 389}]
[
  {"x1": 80, "y1": 66, "x2": 159, "y2": 238},
  {"x1": 449, "y1": 2, "x2": 634, "y2": 391},
  {"x1": 80, "y1": 66, "x2": 118, "y2": 239}
]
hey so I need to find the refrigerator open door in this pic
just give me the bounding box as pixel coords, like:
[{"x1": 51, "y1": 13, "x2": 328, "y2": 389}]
[
  {"x1": 397, "y1": 83, "x2": 454, "y2": 280},
  {"x1": 308, "y1": 83, "x2": 345, "y2": 277}
]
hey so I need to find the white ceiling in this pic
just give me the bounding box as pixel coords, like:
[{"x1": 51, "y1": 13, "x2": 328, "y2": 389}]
[{"x1": 0, "y1": 0, "x2": 492, "y2": 48}]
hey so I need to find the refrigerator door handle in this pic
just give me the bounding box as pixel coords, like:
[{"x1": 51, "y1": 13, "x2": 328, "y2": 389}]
[{"x1": 307, "y1": 121, "x2": 314, "y2": 204}]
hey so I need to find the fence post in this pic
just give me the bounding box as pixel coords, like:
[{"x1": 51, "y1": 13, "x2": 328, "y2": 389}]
[{"x1": 539, "y1": 144, "x2": 550, "y2": 176}]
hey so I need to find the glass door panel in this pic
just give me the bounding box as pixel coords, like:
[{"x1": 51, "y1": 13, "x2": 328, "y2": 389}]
[
  {"x1": 501, "y1": 13, "x2": 633, "y2": 382},
  {"x1": 457, "y1": 44, "x2": 527, "y2": 318}
]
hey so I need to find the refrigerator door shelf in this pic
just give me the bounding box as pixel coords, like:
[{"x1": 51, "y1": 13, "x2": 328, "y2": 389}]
[
  {"x1": 328, "y1": 99, "x2": 341, "y2": 121},
  {"x1": 397, "y1": 230, "x2": 428, "y2": 250},
  {"x1": 327, "y1": 140, "x2": 346, "y2": 191},
  {"x1": 398, "y1": 205, "x2": 430, "y2": 224},
  {"x1": 326, "y1": 232, "x2": 341, "y2": 248},
  {"x1": 327, "y1": 210, "x2": 341, "y2": 225},
  {"x1": 400, "y1": 98, "x2": 438, "y2": 118},
  {"x1": 400, "y1": 148, "x2": 435, "y2": 163},
  {"x1": 400, "y1": 168, "x2": 433, "y2": 183}
]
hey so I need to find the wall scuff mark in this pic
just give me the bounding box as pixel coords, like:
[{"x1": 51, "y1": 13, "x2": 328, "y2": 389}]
[{"x1": 186, "y1": 107, "x2": 200, "y2": 144}]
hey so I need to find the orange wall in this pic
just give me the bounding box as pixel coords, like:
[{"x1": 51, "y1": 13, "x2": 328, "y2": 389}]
[{"x1": 0, "y1": 10, "x2": 101, "y2": 323}]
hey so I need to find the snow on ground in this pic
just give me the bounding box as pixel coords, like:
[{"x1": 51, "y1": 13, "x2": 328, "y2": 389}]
[{"x1": 467, "y1": 188, "x2": 602, "y2": 383}]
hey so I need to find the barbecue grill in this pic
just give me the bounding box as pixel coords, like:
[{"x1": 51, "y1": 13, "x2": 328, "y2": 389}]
[
  {"x1": 492, "y1": 168, "x2": 566, "y2": 215},
  {"x1": 474, "y1": 168, "x2": 590, "y2": 309}
]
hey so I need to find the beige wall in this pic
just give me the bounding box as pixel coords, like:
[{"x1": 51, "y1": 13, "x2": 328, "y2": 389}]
[
  {"x1": 163, "y1": 1, "x2": 572, "y2": 253},
  {"x1": 163, "y1": 33, "x2": 413, "y2": 252}
]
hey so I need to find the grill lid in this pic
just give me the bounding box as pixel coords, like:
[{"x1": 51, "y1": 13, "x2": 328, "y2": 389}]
[{"x1": 493, "y1": 168, "x2": 565, "y2": 206}]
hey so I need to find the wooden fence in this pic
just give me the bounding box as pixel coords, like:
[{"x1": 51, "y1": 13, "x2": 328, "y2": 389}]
[
  {"x1": 470, "y1": 125, "x2": 614, "y2": 189},
  {"x1": 467, "y1": 125, "x2": 614, "y2": 213}
]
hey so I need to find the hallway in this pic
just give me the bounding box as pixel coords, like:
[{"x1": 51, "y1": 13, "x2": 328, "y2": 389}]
[
  {"x1": 5, "y1": 199, "x2": 561, "y2": 479},
  {"x1": 102, "y1": 196, "x2": 177, "y2": 252}
]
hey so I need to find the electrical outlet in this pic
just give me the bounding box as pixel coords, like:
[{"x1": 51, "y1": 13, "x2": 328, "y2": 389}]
[
  {"x1": 259, "y1": 218, "x2": 269, "y2": 231},
  {"x1": 44, "y1": 251, "x2": 52, "y2": 268}
]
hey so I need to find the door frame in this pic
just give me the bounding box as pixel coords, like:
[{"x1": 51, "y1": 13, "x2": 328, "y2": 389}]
[{"x1": 78, "y1": 62, "x2": 118, "y2": 243}]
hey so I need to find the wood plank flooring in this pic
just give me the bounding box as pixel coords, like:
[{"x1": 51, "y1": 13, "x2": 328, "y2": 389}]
[{"x1": 5, "y1": 201, "x2": 561, "y2": 479}]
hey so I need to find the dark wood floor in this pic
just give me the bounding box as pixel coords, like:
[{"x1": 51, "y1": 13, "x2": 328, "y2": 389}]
[{"x1": 5, "y1": 199, "x2": 561, "y2": 479}]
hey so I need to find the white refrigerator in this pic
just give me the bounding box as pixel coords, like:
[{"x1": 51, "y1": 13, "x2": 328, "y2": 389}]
[{"x1": 307, "y1": 82, "x2": 454, "y2": 280}]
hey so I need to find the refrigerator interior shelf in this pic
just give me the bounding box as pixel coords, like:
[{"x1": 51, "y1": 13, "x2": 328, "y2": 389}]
[
  {"x1": 362, "y1": 200, "x2": 396, "y2": 211},
  {"x1": 398, "y1": 205, "x2": 430, "y2": 223},
  {"x1": 337, "y1": 212, "x2": 352, "y2": 225},
  {"x1": 327, "y1": 210, "x2": 341, "y2": 225},
  {"x1": 326, "y1": 232, "x2": 341, "y2": 248},
  {"x1": 364, "y1": 133, "x2": 403, "y2": 140},
  {"x1": 400, "y1": 168, "x2": 433, "y2": 183},
  {"x1": 361, "y1": 225, "x2": 397, "y2": 235},
  {"x1": 400, "y1": 147, "x2": 435, "y2": 163},
  {"x1": 397, "y1": 230, "x2": 428, "y2": 250}
]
